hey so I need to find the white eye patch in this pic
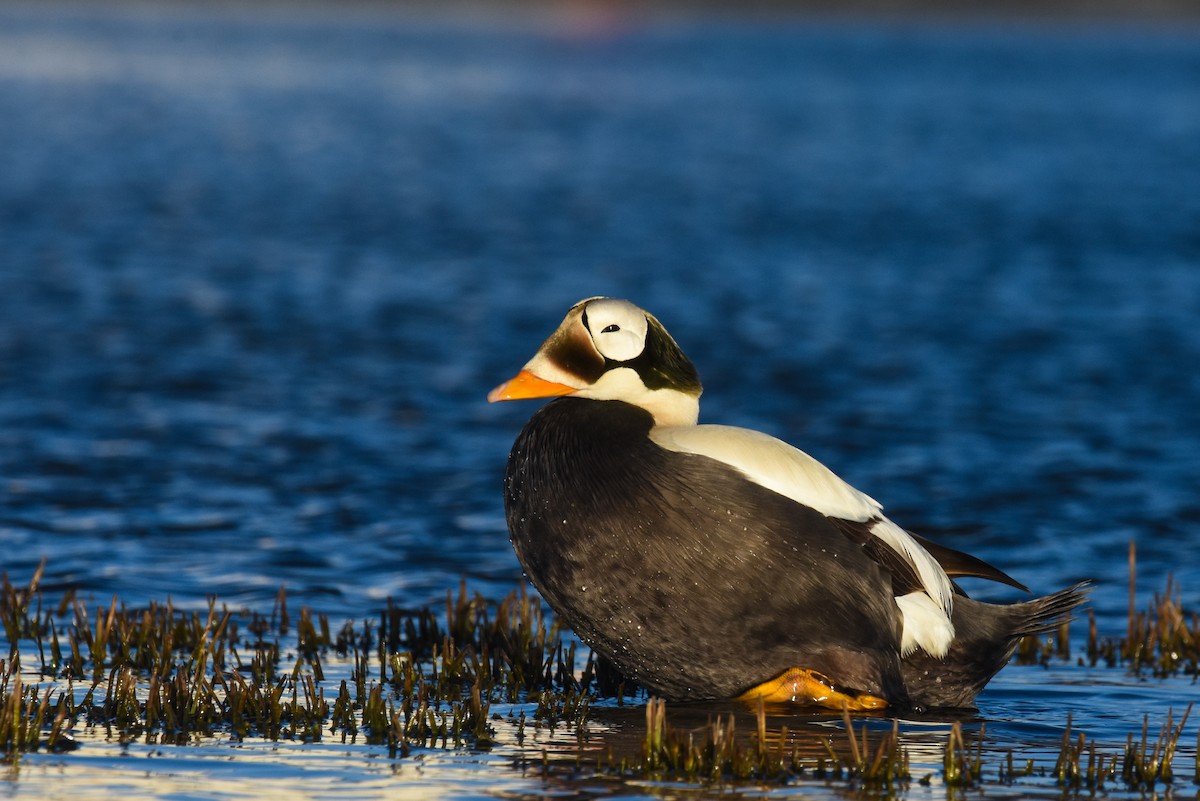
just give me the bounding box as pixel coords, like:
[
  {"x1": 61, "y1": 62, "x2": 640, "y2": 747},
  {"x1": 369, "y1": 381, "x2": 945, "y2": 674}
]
[{"x1": 584, "y1": 298, "x2": 649, "y2": 362}]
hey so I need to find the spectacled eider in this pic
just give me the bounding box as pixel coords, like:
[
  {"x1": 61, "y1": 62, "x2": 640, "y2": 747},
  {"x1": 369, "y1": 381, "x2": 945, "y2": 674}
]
[{"x1": 489, "y1": 296, "x2": 1089, "y2": 710}]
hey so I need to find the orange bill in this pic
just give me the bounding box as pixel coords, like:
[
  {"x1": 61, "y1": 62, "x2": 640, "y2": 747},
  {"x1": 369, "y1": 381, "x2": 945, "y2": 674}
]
[{"x1": 488, "y1": 369, "x2": 578, "y2": 403}]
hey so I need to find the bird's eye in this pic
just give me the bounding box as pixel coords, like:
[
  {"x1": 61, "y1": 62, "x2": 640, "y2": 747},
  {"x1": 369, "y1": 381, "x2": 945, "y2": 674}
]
[{"x1": 601, "y1": 324, "x2": 620, "y2": 333}]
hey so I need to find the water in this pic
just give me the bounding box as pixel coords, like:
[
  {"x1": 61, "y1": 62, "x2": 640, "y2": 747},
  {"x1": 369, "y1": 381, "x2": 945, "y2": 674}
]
[{"x1": 1, "y1": 2, "x2": 1199, "y2": 798}]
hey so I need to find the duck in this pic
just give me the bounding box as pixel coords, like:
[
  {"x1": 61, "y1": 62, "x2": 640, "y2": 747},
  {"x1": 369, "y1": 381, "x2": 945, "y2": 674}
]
[{"x1": 488, "y1": 297, "x2": 1089, "y2": 710}]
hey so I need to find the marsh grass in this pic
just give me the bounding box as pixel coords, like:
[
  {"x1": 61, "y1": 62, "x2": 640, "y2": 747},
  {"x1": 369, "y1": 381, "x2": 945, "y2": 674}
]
[
  {"x1": 940, "y1": 721, "x2": 984, "y2": 788},
  {"x1": 1017, "y1": 542, "x2": 1199, "y2": 678},
  {"x1": 626, "y1": 699, "x2": 1198, "y2": 793},
  {"x1": 1086, "y1": 557, "x2": 1200, "y2": 678},
  {"x1": 635, "y1": 696, "x2": 794, "y2": 782},
  {"x1": 0, "y1": 553, "x2": 1197, "y2": 794},
  {"x1": 619, "y1": 697, "x2": 911, "y2": 788},
  {"x1": 0, "y1": 569, "x2": 573, "y2": 760},
  {"x1": 833, "y1": 706, "x2": 911, "y2": 787},
  {"x1": 1050, "y1": 705, "x2": 1194, "y2": 792}
]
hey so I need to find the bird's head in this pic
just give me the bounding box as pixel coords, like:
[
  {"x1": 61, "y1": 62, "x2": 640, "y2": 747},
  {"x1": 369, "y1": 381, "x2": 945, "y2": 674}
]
[{"x1": 488, "y1": 297, "x2": 702, "y2": 426}]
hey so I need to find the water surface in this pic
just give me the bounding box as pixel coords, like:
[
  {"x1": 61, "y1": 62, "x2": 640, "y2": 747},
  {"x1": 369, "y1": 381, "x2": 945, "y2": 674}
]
[{"x1": 1, "y1": 3, "x2": 1198, "y2": 798}]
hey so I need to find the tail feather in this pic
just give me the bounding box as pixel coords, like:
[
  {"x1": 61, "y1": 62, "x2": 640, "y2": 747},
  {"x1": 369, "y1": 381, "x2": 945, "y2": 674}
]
[
  {"x1": 900, "y1": 581, "x2": 1092, "y2": 710},
  {"x1": 1009, "y1": 581, "x2": 1093, "y2": 639}
]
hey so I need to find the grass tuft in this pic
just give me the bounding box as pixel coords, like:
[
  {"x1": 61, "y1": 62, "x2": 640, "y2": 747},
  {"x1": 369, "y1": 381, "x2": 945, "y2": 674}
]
[
  {"x1": 942, "y1": 721, "x2": 983, "y2": 787},
  {"x1": 0, "y1": 555, "x2": 1197, "y2": 799},
  {"x1": 638, "y1": 697, "x2": 795, "y2": 782},
  {"x1": 0, "y1": 572, "x2": 581, "y2": 759},
  {"x1": 1018, "y1": 541, "x2": 1198, "y2": 677},
  {"x1": 631, "y1": 697, "x2": 911, "y2": 788}
]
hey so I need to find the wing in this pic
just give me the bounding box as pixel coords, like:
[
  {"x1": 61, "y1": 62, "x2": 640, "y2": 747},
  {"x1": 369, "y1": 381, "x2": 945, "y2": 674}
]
[
  {"x1": 649, "y1": 424, "x2": 955, "y2": 623},
  {"x1": 911, "y1": 533, "x2": 1029, "y2": 593},
  {"x1": 649, "y1": 424, "x2": 882, "y2": 521}
]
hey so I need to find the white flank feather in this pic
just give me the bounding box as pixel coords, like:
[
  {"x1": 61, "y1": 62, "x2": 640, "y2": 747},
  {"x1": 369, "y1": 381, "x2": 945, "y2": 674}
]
[
  {"x1": 866, "y1": 517, "x2": 955, "y2": 619},
  {"x1": 895, "y1": 592, "x2": 955, "y2": 657}
]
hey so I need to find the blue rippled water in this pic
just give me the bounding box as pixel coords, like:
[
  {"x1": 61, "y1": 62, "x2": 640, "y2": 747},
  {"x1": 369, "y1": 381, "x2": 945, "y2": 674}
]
[{"x1": 0, "y1": 3, "x2": 1198, "y2": 797}]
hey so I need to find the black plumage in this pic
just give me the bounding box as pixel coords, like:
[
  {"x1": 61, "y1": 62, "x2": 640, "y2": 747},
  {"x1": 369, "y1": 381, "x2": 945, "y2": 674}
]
[
  {"x1": 493, "y1": 297, "x2": 1090, "y2": 709},
  {"x1": 506, "y1": 398, "x2": 911, "y2": 703}
]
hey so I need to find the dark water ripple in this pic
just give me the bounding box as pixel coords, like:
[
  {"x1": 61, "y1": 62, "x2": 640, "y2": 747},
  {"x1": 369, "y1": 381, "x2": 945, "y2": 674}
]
[{"x1": 1, "y1": 4, "x2": 1199, "y2": 639}]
